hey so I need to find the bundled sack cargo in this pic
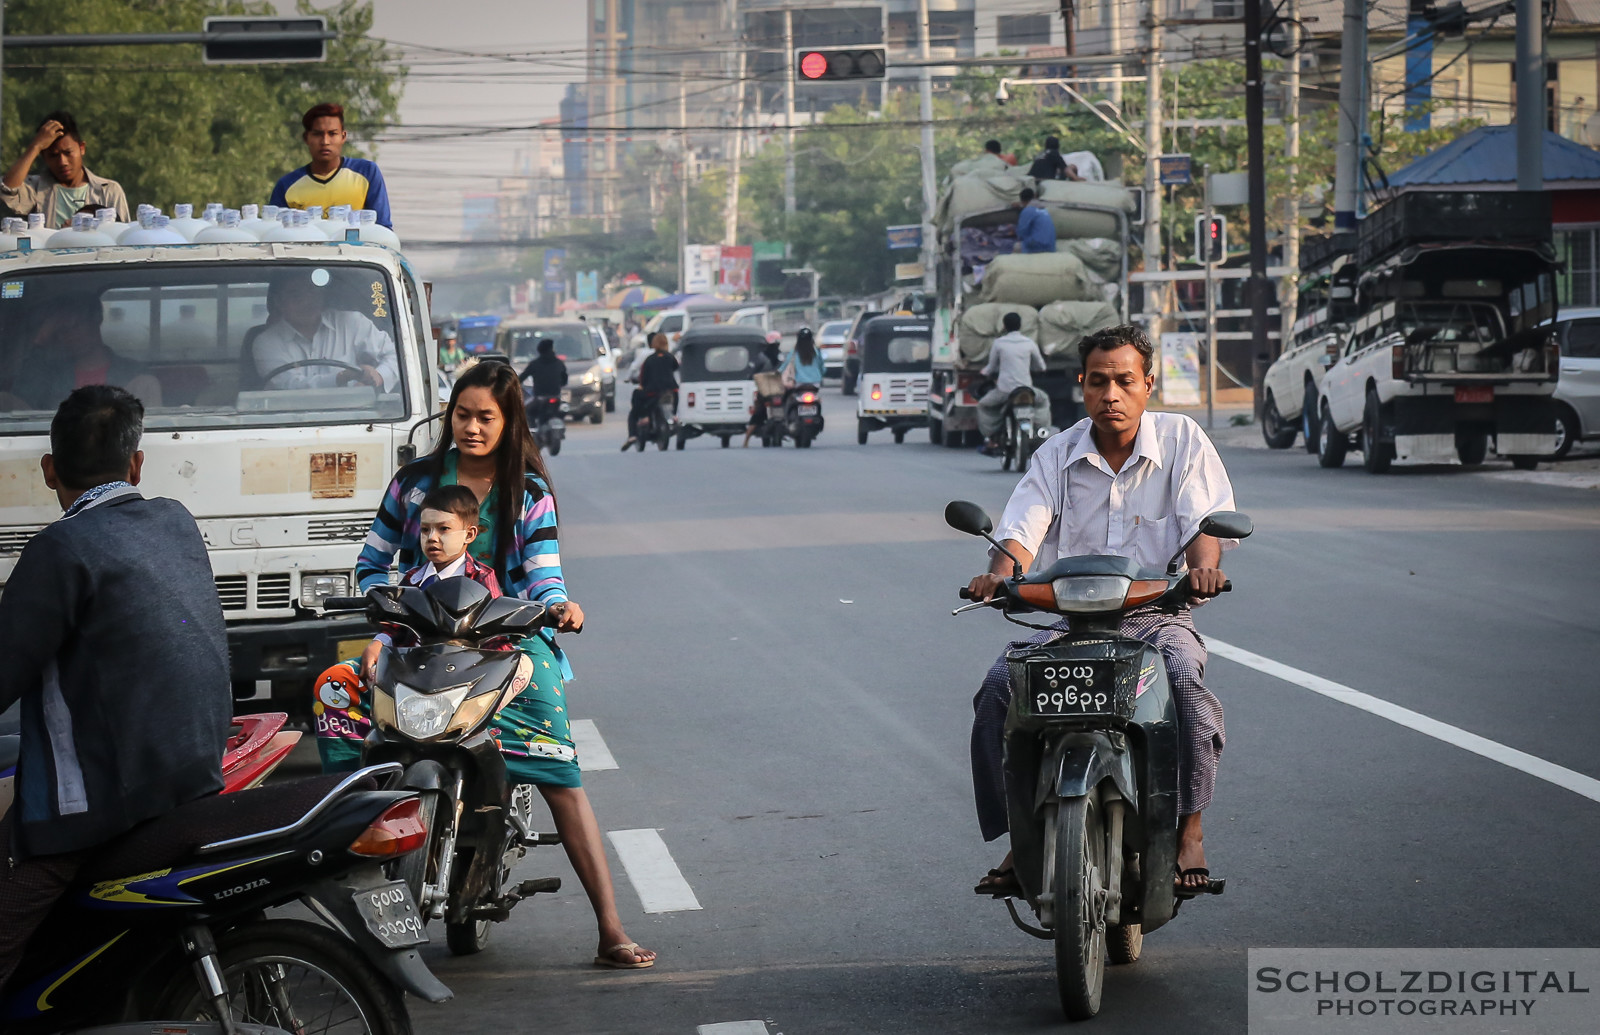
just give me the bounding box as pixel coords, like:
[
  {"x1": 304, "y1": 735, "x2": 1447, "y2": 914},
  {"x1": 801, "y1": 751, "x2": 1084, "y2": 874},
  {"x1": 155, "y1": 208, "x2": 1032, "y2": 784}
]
[
  {"x1": 1060, "y1": 237, "x2": 1122, "y2": 282},
  {"x1": 1033, "y1": 180, "x2": 1137, "y2": 239},
  {"x1": 946, "y1": 152, "x2": 1013, "y2": 181},
  {"x1": 972, "y1": 251, "x2": 1096, "y2": 308},
  {"x1": 957, "y1": 303, "x2": 1039, "y2": 367},
  {"x1": 936, "y1": 171, "x2": 1031, "y2": 235},
  {"x1": 1037, "y1": 300, "x2": 1122, "y2": 359}
]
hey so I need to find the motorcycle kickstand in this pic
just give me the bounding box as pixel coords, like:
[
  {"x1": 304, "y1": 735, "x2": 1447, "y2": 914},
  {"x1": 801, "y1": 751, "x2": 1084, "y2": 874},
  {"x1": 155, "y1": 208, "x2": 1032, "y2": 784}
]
[{"x1": 181, "y1": 925, "x2": 243, "y2": 1035}]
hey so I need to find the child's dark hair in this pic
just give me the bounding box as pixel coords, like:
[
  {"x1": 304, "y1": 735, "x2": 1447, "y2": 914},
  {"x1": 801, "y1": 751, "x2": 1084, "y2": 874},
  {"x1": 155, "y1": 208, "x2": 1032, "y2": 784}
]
[{"x1": 420, "y1": 485, "x2": 479, "y2": 525}]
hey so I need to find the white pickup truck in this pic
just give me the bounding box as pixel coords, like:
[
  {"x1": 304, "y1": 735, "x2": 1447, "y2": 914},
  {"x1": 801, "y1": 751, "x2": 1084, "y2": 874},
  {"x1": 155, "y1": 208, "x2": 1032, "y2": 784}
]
[
  {"x1": 0, "y1": 239, "x2": 440, "y2": 716},
  {"x1": 1260, "y1": 238, "x2": 1357, "y2": 452}
]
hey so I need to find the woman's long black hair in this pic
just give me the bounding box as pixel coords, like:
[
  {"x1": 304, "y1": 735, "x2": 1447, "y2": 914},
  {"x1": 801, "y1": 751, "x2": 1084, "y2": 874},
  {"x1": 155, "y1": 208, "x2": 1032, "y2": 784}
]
[
  {"x1": 431, "y1": 361, "x2": 554, "y2": 582},
  {"x1": 795, "y1": 327, "x2": 818, "y2": 366}
]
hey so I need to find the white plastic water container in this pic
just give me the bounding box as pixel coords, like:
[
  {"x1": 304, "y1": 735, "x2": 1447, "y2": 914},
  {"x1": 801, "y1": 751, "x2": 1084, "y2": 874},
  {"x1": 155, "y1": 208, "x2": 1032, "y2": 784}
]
[
  {"x1": 118, "y1": 213, "x2": 189, "y2": 246},
  {"x1": 202, "y1": 203, "x2": 224, "y2": 223},
  {"x1": 23, "y1": 213, "x2": 53, "y2": 249},
  {"x1": 261, "y1": 210, "x2": 330, "y2": 243},
  {"x1": 168, "y1": 203, "x2": 209, "y2": 241},
  {"x1": 238, "y1": 203, "x2": 276, "y2": 239},
  {"x1": 92, "y1": 207, "x2": 131, "y2": 240},
  {"x1": 46, "y1": 213, "x2": 119, "y2": 249},
  {"x1": 354, "y1": 209, "x2": 402, "y2": 250},
  {"x1": 194, "y1": 209, "x2": 259, "y2": 244},
  {"x1": 0, "y1": 218, "x2": 24, "y2": 252},
  {"x1": 311, "y1": 205, "x2": 348, "y2": 240}
]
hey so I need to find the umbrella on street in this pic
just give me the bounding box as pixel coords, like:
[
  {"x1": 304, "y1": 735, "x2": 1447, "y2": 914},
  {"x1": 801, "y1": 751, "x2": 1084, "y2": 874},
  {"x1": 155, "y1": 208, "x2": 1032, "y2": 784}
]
[{"x1": 605, "y1": 284, "x2": 667, "y2": 308}]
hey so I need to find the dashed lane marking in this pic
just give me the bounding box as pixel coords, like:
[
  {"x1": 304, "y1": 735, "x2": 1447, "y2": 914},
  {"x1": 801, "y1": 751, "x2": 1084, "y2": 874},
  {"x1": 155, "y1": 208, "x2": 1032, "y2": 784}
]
[
  {"x1": 608, "y1": 828, "x2": 703, "y2": 913},
  {"x1": 697, "y1": 1023, "x2": 771, "y2": 1035},
  {"x1": 571, "y1": 719, "x2": 618, "y2": 771},
  {"x1": 1210, "y1": 638, "x2": 1600, "y2": 805}
]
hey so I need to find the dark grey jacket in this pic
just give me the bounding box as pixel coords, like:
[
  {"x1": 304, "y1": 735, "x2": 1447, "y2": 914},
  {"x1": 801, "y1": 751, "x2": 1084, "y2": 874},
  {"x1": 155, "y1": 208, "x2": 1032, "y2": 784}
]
[{"x1": 0, "y1": 488, "x2": 230, "y2": 857}]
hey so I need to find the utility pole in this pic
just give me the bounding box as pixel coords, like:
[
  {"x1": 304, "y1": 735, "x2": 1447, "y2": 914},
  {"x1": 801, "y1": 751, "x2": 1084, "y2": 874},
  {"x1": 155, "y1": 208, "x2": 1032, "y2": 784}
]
[
  {"x1": 1204, "y1": 163, "x2": 1216, "y2": 430},
  {"x1": 724, "y1": 47, "x2": 746, "y2": 246},
  {"x1": 1108, "y1": 0, "x2": 1123, "y2": 107},
  {"x1": 1142, "y1": 3, "x2": 1164, "y2": 330},
  {"x1": 679, "y1": 76, "x2": 690, "y2": 294},
  {"x1": 917, "y1": 0, "x2": 938, "y2": 296},
  {"x1": 1244, "y1": 0, "x2": 1272, "y2": 414},
  {"x1": 1516, "y1": 0, "x2": 1545, "y2": 191},
  {"x1": 1282, "y1": 0, "x2": 1301, "y2": 348},
  {"x1": 783, "y1": 7, "x2": 797, "y2": 251},
  {"x1": 1332, "y1": 0, "x2": 1365, "y2": 231}
]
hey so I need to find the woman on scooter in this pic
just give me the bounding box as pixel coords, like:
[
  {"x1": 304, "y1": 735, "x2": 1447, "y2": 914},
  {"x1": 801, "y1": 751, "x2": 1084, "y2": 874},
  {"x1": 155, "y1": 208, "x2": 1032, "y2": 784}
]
[
  {"x1": 311, "y1": 361, "x2": 656, "y2": 971},
  {"x1": 780, "y1": 326, "x2": 826, "y2": 388}
]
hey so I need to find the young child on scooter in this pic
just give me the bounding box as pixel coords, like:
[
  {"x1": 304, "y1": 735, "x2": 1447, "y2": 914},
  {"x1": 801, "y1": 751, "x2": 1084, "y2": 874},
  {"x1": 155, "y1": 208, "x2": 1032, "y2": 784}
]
[{"x1": 313, "y1": 485, "x2": 501, "y2": 772}]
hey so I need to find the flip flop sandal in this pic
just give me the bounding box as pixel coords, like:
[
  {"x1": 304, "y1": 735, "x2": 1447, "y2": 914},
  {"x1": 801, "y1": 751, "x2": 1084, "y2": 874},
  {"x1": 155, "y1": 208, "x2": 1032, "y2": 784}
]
[
  {"x1": 974, "y1": 867, "x2": 1022, "y2": 898},
  {"x1": 594, "y1": 942, "x2": 655, "y2": 969},
  {"x1": 1173, "y1": 867, "x2": 1226, "y2": 900}
]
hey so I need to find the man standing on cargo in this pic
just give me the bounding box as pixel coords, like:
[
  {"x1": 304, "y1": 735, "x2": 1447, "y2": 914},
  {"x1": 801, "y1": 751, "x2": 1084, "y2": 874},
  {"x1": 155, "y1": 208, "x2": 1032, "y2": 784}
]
[
  {"x1": 269, "y1": 102, "x2": 393, "y2": 228},
  {"x1": 0, "y1": 112, "x2": 130, "y2": 228},
  {"x1": 1015, "y1": 188, "x2": 1056, "y2": 254}
]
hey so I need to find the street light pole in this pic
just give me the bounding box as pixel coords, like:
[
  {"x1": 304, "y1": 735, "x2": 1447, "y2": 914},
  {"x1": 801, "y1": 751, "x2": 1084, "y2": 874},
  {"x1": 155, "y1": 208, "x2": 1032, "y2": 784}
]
[
  {"x1": 1142, "y1": 2, "x2": 1164, "y2": 337},
  {"x1": 1282, "y1": 0, "x2": 1301, "y2": 346},
  {"x1": 783, "y1": 7, "x2": 797, "y2": 248},
  {"x1": 679, "y1": 75, "x2": 690, "y2": 294},
  {"x1": 1244, "y1": 0, "x2": 1272, "y2": 417},
  {"x1": 1332, "y1": 0, "x2": 1365, "y2": 232},
  {"x1": 917, "y1": 0, "x2": 938, "y2": 296},
  {"x1": 1515, "y1": 0, "x2": 1544, "y2": 191}
]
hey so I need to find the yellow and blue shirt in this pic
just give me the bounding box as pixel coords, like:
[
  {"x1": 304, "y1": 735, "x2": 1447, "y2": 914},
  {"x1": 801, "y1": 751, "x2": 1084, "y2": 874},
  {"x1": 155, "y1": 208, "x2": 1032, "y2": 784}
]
[{"x1": 268, "y1": 157, "x2": 392, "y2": 228}]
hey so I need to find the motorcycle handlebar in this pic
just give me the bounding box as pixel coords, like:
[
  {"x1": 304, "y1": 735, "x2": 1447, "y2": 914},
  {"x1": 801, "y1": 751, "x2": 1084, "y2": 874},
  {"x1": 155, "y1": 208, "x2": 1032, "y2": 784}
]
[
  {"x1": 955, "y1": 578, "x2": 1233, "y2": 603},
  {"x1": 322, "y1": 596, "x2": 369, "y2": 611}
]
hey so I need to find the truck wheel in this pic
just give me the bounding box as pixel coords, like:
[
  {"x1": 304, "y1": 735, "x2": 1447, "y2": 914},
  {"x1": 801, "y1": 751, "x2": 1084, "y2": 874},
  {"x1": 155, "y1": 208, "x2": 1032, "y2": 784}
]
[
  {"x1": 1455, "y1": 430, "x2": 1488, "y2": 466},
  {"x1": 857, "y1": 418, "x2": 870, "y2": 445},
  {"x1": 1361, "y1": 392, "x2": 1393, "y2": 473},
  {"x1": 720, "y1": 435, "x2": 731, "y2": 448},
  {"x1": 1261, "y1": 391, "x2": 1298, "y2": 449},
  {"x1": 590, "y1": 409, "x2": 603, "y2": 425},
  {"x1": 1317, "y1": 407, "x2": 1347, "y2": 468},
  {"x1": 929, "y1": 417, "x2": 943, "y2": 444},
  {"x1": 842, "y1": 370, "x2": 857, "y2": 395},
  {"x1": 675, "y1": 431, "x2": 687, "y2": 450},
  {"x1": 1302, "y1": 382, "x2": 1321, "y2": 454},
  {"x1": 605, "y1": 394, "x2": 616, "y2": 413},
  {"x1": 893, "y1": 427, "x2": 906, "y2": 444}
]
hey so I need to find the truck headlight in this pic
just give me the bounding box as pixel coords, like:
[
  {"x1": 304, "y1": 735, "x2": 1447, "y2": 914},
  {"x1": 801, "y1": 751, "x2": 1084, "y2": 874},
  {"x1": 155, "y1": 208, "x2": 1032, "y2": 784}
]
[
  {"x1": 582, "y1": 366, "x2": 601, "y2": 385},
  {"x1": 301, "y1": 572, "x2": 351, "y2": 608},
  {"x1": 394, "y1": 683, "x2": 473, "y2": 740}
]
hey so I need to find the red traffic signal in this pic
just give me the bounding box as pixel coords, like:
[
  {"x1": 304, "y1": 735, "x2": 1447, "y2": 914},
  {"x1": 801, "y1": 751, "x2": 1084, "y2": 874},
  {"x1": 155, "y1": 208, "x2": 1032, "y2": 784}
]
[
  {"x1": 1194, "y1": 214, "x2": 1227, "y2": 263},
  {"x1": 794, "y1": 46, "x2": 887, "y2": 82}
]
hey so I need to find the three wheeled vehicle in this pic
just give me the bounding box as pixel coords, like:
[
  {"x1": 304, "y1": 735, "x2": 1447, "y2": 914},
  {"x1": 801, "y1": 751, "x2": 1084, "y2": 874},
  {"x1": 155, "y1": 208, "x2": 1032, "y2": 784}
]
[
  {"x1": 674, "y1": 326, "x2": 766, "y2": 449},
  {"x1": 856, "y1": 316, "x2": 933, "y2": 445}
]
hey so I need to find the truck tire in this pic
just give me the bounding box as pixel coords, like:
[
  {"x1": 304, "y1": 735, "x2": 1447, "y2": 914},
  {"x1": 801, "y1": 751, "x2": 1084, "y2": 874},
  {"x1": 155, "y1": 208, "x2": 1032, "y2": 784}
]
[
  {"x1": 1261, "y1": 391, "x2": 1298, "y2": 449},
  {"x1": 1361, "y1": 392, "x2": 1393, "y2": 473},
  {"x1": 1302, "y1": 382, "x2": 1321, "y2": 455},
  {"x1": 1317, "y1": 406, "x2": 1347, "y2": 468},
  {"x1": 928, "y1": 417, "x2": 943, "y2": 444},
  {"x1": 1455, "y1": 430, "x2": 1488, "y2": 466}
]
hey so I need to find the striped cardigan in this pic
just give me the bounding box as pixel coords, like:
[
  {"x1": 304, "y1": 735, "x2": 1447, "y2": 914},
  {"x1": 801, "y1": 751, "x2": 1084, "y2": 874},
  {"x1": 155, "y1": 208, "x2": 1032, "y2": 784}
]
[{"x1": 354, "y1": 453, "x2": 571, "y2": 672}]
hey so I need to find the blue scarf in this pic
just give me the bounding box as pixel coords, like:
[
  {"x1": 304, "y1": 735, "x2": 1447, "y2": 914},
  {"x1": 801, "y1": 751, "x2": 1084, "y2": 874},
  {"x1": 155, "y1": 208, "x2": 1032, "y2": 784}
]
[{"x1": 63, "y1": 480, "x2": 133, "y2": 519}]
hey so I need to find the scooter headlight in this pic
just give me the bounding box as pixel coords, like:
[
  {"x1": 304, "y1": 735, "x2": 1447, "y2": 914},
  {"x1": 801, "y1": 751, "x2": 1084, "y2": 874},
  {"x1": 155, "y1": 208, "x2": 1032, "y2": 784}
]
[
  {"x1": 1050, "y1": 575, "x2": 1132, "y2": 612},
  {"x1": 393, "y1": 683, "x2": 474, "y2": 740}
]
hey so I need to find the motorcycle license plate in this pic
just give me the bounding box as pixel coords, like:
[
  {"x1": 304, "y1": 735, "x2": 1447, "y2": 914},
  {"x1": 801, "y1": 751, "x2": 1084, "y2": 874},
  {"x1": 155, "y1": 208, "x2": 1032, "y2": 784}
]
[
  {"x1": 352, "y1": 881, "x2": 427, "y2": 949},
  {"x1": 1028, "y1": 660, "x2": 1117, "y2": 717},
  {"x1": 798, "y1": 405, "x2": 819, "y2": 416},
  {"x1": 1455, "y1": 386, "x2": 1492, "y2": 404}
]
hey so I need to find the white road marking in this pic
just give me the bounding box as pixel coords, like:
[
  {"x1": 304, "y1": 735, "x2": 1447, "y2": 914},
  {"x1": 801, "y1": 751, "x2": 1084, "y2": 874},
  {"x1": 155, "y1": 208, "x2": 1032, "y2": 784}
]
[
  {"x1": 608, "y1": 828, "x2": 703, "y2": 913},
  {"x1": 697, "y1": 1023, "x2": 770, "y2": 1035},
  {"x1": 571, "y1": 719, "x2": 618, "y2": 772},
  {"x1": 1209, "y1": 638, "x2": 1600, "y2": 805}
]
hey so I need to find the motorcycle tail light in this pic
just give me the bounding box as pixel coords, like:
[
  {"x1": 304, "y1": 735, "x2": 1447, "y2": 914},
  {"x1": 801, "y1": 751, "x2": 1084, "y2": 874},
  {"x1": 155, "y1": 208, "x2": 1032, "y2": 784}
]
[
  {"x1": 800, "y1": 392, "x2": 817, "y2": 404},
  {"x1": 870, "y1": 385, "x2": 882, "y2": 401},
  {"x1": 348, "y1": 797, "x2": 429, "y2": 858},
  {"x1": 687, "y1": 392, "x2": 696, "y2": 407},
  {"x1": 1391, "y1": 344, "x2": 1406, "y2": 381}
]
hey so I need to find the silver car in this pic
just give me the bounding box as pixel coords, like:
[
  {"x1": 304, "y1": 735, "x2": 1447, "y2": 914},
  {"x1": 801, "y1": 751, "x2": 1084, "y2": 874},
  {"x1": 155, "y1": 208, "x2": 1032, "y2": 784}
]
[
  {"x1": 817, "y1": 319, "x2": 850, "y2": 379},
  {"x1": 1550, "y1": 306, "x2": 1600, "y2": 457}
]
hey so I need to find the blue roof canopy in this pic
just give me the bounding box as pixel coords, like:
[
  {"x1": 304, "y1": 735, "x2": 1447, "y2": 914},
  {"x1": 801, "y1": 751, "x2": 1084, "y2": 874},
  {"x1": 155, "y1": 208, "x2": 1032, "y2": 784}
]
[{"x1": 1386, "y1": 125, "x2": 1600, "y2": 189}]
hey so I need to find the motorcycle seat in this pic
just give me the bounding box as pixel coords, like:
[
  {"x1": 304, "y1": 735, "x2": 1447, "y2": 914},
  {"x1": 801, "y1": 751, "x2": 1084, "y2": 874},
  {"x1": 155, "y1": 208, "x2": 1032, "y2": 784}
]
[{"x1": 78, "y1": 772, "x2": 376, "y2": 883}]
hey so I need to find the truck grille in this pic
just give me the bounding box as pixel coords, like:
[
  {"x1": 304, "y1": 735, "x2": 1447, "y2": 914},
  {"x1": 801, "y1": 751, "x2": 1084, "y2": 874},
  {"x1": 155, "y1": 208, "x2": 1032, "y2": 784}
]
[
  {"x1": 214, "y1": 573, "x2": 294, "y2": 612},
  {"x1": 0, "y1": 526, "x2": 43, "y2": 556},
  {"x1": 257, "y1": 573, "x2": 292, "y2": 609},
  {"x1": 215, "y1": 575, "x2": 249, "y2": 611},
  {"x1": 308, "y1": 515, "x2": 369, "y2": 542}
]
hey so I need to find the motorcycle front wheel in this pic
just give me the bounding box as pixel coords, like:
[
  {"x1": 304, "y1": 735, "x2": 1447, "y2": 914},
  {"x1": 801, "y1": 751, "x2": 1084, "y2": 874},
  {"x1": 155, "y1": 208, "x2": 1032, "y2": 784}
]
[
  {"x1": 1054, "y1": 789, "x2": 1108, "y2": 1021},
  {"x1": 155, "y1": 919, "x2": 410, "y2": 1035},
  {"x1": 393, "y1": 790, "x2": 443, "y2": 920}
]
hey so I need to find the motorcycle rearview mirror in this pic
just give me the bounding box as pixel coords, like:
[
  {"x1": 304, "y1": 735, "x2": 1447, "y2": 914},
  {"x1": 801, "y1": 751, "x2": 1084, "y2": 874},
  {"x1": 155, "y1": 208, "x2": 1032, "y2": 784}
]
[
  {"x1": 1165, "y1": 510, "x2": 1255, "y2": 575},
  {"x1": 945, "y1": 500, "x2": 1025, "y2": 580}
]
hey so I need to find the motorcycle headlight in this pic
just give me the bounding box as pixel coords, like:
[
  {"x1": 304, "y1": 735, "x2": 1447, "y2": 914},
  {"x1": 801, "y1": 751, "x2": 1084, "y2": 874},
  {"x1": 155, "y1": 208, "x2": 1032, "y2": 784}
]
[
  {"x1": 1052, "y1": 575, "x2": 1132, "y2": 612},
  {"x1": 300, "y1": 572, "x2": 351, "y2": 608},
  {"x1": 582, "y1": 367, "x2": 601, "y2": 385},
  {"x1": 393, "y1": 683, "x2": 474, "y2": 740}
]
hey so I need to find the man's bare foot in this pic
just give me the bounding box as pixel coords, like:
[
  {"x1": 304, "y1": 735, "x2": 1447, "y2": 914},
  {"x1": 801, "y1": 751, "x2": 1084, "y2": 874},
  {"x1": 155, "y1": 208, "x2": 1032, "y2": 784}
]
[
  {"x1": 975, "y1": 849, "x2": 1020, "y2": 895},
  {"x1": 1175, "y1": 812, "x2": 1209, "y2": 892},
  {"x1": 595, "y1": 940, "x2": 656, "y2": 969}
]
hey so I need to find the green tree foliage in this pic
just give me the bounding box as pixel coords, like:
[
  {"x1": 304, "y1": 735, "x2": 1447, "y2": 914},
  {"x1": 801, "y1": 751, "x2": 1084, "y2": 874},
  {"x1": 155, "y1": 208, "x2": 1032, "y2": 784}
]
[{"x1": 1, "y1": 0, "x2": 403, "y2": 212}]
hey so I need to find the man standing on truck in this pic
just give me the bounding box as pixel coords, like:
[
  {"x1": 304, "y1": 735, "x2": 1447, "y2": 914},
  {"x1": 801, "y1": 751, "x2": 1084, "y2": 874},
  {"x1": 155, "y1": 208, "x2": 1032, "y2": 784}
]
[
  {"x1": 976, "y1": 311, "x2": 1053, "y2": 454},
  {"x1": 0, "y1": 112, "x2": 129, "y2": 229},
  {"x1": 1026, "y1": 136, "x2": 1082, "y2": 182},
  {"x1": 269, "y1": 103, "x2": 393, "y2": 228},
  {"x1": 1015, "y1": 189, "x2": 1056, "y2": 254}
]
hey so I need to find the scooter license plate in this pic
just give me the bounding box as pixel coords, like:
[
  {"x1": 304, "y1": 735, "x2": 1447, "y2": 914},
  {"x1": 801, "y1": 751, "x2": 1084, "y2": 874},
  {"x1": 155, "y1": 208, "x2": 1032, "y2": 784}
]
[
  {"x1": 798, "y1": 405, "x2": 819, "y2": 416},
  {"x1": 352, "y1": 881, "x2": 427, "y2": 949},
  {"x1": 1028, "y1": 660, "x2": 1118, "y2": 717}
]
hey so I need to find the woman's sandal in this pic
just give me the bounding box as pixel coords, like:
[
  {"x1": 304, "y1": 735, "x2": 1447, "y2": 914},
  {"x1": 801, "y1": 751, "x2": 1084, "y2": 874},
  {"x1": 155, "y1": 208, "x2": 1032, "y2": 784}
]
[{"x1": 594, "y1": 942, "x2": 656, "y2": 969}]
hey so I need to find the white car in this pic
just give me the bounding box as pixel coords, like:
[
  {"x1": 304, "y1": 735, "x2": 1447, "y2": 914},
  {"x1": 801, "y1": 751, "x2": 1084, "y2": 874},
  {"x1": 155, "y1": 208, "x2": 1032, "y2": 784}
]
[
  {"x1": 1260, "y1": 306, "x2": 1345, "y2": 452},
  {"x1": 1547, "y1": 306, "x2": 1600, "y2": 457},
  {"x1": 817, "y1": 319, "x2": 850, "y2": 379}
]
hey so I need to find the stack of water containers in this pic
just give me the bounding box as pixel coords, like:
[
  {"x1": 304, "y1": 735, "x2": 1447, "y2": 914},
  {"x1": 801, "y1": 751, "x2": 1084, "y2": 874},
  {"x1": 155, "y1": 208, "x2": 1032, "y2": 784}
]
[{"x1": 0, "y1": 202, "x2": 403, "y2": 252}]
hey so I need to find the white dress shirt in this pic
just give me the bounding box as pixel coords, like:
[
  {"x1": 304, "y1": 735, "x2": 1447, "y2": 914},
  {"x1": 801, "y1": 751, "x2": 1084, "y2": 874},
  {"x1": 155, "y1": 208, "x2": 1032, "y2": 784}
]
[
  {"x1": 995, "y1": 411, "x2": 1237, "y2": 575},
  {"x1": 983, "y1": 331, "x2": 1046, "y2": 394},
  {"x1": 253, "y1": 310, "x2": 401, "y2": 392},
  {"x1": 410, "y1": 552, "x2": 469, "y2": 585}
]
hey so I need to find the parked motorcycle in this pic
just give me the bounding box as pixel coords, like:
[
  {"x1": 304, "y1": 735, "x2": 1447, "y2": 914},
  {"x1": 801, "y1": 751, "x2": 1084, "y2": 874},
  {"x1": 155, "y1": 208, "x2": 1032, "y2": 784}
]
[
  {"x1": 1000, "y1": 385, "x2": 1052, "y2": 473},
  {"x1": 944, "y1": 500, "x2": 1252, "y2": 1021},
  {"x1": 0, "y1": 762, "x2": 447, "y2": 1035},
  {"x1": 322, "y1": 579, "x2": 569, "y2": 956},
  {"x1": 782, "y1": 383, "x2": 825, "y2": 448},
  {"x1": 525, "y1": 392, "x2": 567, "y2": 457}
]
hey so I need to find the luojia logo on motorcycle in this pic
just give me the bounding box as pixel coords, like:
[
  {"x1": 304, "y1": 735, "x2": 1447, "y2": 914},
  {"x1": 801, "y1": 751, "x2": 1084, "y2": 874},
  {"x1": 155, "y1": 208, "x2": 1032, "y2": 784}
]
[{"x1": 1248, "y1": 948, "x2": 1597, "y2": 1033}]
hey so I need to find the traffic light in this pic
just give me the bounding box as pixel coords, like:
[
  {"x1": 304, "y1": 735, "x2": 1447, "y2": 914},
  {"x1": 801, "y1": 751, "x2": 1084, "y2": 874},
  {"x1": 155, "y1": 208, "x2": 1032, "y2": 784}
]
[
  {"x1": 794, "y1": 46, "x2": 887, "y2": 82},
  {"x1": 1195, "y1": 215, "x2": 1227, "y2": 263},
  {"x1": 203, "y1": 16, "x2": 328, "y2": 64}
]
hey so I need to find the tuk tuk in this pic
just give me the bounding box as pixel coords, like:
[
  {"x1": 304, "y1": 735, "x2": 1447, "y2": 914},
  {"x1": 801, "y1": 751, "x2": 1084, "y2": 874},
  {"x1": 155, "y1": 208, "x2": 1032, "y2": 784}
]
[
  {"x1": 856, "y1": 316, "x2": 933, "y2": 444},
  {"x1": 674, "y1": 326, "x2": 768, "y2": 449}
]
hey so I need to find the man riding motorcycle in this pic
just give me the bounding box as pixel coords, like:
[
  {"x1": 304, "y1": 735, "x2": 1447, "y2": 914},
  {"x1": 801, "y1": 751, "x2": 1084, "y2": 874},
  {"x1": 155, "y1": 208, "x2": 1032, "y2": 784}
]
[
  {"x1": 520, "y1": 337, "x2": 568, "y2": 426},
  {"x1": 0, "y1": 386, "x2": 231, "y2": 990},
  {"x1": 964, "y1": 325, "x2": 1238, "y2": 900},
  {"x1": 976, "y1": 310, "x2": 1053, "y2": 456}
]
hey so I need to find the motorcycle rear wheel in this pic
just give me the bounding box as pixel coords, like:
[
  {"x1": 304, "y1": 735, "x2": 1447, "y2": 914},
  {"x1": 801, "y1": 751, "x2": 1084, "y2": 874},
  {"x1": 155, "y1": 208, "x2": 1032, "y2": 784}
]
[
  {"x1": 155, "y1": 918, "x2": 410, "y2": 1035},
  {"x1": 1054, "y1": 790, "x2": 1108, "y2": 1021},
  {"x1": 1107, "y1": 921, "x2": 1144, "y2": 965},
  {"x1": 447, "y1": 916, "x2": 491, "y2": 956}
]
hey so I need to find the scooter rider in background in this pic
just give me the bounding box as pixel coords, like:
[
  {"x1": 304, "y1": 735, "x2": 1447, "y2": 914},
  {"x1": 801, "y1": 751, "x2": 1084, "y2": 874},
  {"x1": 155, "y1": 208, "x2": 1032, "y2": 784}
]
[
  {"x1": 0, "y1": 386, "x2": 231, "y2": 991},
  {"x1": 965, "y1": 325, "x2": 1237, "y2": 901},
  {"x1": 741, "y1": 337, "x2": 784, "y2": 447},
  {"x1": 520, "y1": 337, "x2": 568, "y2": 425},
  {"x1": 781, "y1": 326, "x2": 826, "y2": 389},
  {"x1": 976, "y1": 311, "x2": 1053, "y2": 457},
  {"x1": 621, "y1": 332, "x2": 679, "y2": 450}
]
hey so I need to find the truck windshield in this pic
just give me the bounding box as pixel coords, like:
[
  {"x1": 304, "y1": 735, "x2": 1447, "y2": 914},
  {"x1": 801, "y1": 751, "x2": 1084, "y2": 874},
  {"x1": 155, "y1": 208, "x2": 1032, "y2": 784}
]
[
  {"x1": 458, "y1": 321, "x2": 498, "y2": 348},
  {"x1": 502, "y1": 326, "x2": 597, "y2": 363},
  {"x1": 0, "y1": 261, "x2": 408, "y2": 434}
]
